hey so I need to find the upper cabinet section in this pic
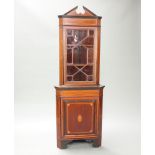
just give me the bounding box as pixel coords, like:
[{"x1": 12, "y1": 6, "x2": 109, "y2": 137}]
[{"x1": 58, "y1": 6, "x2": 102, "y2": 86}]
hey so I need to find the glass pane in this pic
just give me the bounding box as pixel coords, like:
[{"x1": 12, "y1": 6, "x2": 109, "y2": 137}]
[
  {"x1": 73, "y1": 30, "x2": 87, "y2": 43},
  {"x1": 82, "y1": 37, "x2": 94, "y2": 45},
  {"x1": 65, "y1": 29, "x2": 95, "y2": 82},
  {"x1": 67, "y1": 49, "x2": 72, "y2": 63},
  {"x1": 73, "y1": 46, "x2": 87, "y2": 64},
  {"x1": 67, "y1": 36, "x2": 74, "y2": 44},
  {"x1": 88, "y1": 76, "x2": 93, "y2": 81},
  {"x1": 73, "y1": 72, "x2": 87, "y2": 81},
  {"x1": 89, "y1": 30, "x2": 94, "y2": 36},
  {"x1": 67, "y1": 30, "x2": 72, "y2": 35},
  {"x1": 76, "y1": 66, "x2": 83, "y2": 69},
  {"x1": 67, "y1": 76, "x2": 72, "y2": 81},
  {"x1": 67, "y1": 66, "x2": 78, "y2": 75},
  {"x1": 88, "y1": 48, "x2": 93, "y2": 63},
  {"x1": 82, "y1": 65, "x2": 93, "y2": 75}
]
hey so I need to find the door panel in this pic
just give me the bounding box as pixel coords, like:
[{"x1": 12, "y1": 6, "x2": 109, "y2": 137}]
[
  {"x1": 61, "y1": 98, "x2": 98, "y2": 136},
  {"x1": 64, "y1": 27, "x2": 97, "y2": 85}
]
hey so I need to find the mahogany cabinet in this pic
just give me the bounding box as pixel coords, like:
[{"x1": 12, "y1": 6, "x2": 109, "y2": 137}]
[{"x1": 55, "y1": 6, "x2": 105, "y2": 149}]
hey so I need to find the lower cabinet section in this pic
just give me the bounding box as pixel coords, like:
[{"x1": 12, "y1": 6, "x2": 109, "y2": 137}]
[{"x1": 55, "y1": 86, "x2": 104, "y2": 149}]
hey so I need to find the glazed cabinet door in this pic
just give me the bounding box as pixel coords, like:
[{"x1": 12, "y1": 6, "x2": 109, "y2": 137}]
[
  {"x1": 63, "y1": 27, "x2": 98, "y2": 85},
  {"x1": 61, "y1": 98, "x2": 99, "y2": 138}
]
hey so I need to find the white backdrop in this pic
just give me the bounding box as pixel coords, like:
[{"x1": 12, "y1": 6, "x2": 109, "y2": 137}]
[{"x1": 15, "y1": 0, "x2": 141, "y2": 155}]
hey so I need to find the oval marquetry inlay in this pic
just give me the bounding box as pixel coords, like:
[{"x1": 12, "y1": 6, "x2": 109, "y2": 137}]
[{"x1": 77, "y1": 114, "x2": 82, "y2": 123}]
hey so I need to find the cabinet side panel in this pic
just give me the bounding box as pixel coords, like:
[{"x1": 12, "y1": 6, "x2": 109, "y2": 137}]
[
  {"x1": 98, "y1": 88, "x2": 103, "y2": 142},
  {"x1": 96, "y1": 27, "x2": 101, "y2": 84},
  {"x1": 56, "y1": 94, "x2": 61, "y2": 141},
  {"x1": 59, "y1": 22, "x2": 64, "y2": 85}
]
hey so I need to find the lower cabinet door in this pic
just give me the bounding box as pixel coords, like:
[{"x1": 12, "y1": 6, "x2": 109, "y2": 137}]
[{"x1": 61, "y1": 98, "x2": 98, "y2": 137}]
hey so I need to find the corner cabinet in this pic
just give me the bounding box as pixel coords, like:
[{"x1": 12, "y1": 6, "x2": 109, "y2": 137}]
[{"x1": 55, "y1": 6, "x2": 105, "y2": 149}]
